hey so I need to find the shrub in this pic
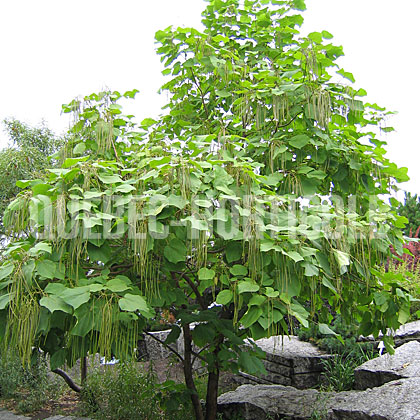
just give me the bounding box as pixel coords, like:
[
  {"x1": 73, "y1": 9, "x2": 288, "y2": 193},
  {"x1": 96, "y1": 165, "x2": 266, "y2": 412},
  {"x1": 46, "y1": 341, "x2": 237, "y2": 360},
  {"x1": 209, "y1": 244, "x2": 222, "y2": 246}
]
[
  {"x1": 297, "y1": 316, "x2": 376, "y2": 358},
  {"x1": 297, "y1": 316, "x2": 377, "y2": 391},
  {"x1": 0, "y1": 350, "x2": 61, "y2": 413},
  {"x1": 80, "y1": 361, "x2": 192, "y2": 420}
]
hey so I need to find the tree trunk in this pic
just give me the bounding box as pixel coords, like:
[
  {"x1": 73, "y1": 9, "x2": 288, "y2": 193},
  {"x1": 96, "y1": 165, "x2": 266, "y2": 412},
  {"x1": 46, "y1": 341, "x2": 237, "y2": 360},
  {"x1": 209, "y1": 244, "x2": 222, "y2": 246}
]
[
  {"x1": 182, "y1": 324, "x2": 204, "y2": 420},
  {"x1": 205, "y1": 333, "x2": 224, "y2": 420},
  {"x1": 81, "y1": 356, "x2": 87, "y2": 384},
  {"x1": 205, "y1": 369, "x2": 220, "y2": 420}
]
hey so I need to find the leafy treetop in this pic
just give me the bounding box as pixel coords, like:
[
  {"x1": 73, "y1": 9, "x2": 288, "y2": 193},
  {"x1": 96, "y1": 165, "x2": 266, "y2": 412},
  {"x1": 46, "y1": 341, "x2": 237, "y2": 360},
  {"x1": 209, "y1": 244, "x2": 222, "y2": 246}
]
[{"x1": 0, "y1": 1, "x2": 413, "y2": 419}]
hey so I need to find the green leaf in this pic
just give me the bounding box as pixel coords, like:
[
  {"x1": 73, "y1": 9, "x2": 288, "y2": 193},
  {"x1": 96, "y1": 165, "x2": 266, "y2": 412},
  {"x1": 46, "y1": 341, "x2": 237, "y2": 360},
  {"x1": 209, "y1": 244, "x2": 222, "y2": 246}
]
[
  {"x1": 73, "y1": 142, "x2": 86, "y2": 155},
  {"x1": 192, "y1": 323, "x2": 215, "y2": 347},
  {"x1": 322, "y1": 277, "x2": 337, "y2": 294},
  {"x1": 59, "y1": 287, "x2": 91, "y2": 310},
  {"x1": 230, "y1": 265, "x2": 248, "y2": 276},
  {"x1": 226, "y1": 242, "x2": 242, "y2": 263},
  {"x1": 40, "y1": 296, "x2": 72, "y2": 314},
  {"x1": 215, "y1": 89, "x2": 231, "y2": 98},
  {"x1": 44, "y1": 283, "x2": 67, "y2": 295},
  {"x1": 319, "y1": 323, "x2": 337, "y2": 336},
  {"x1": 115, "y1": 183, "x2": 136, "y2": 193},
  {"x1": 105, "y1": 276, "x2": 132, "y2": 293},
  {"x1": 119, "y1": 294, "x2": 153, "y2": 318},
  {"x1": 50, "y1": 349, "x2": 67, "y2": 370},
  {"x1": 290, "y1": 302, "x2": 309, "y2": 328},
  {"x1": 194, "y1": 199, "x2": 213, "y2": 208},
  {"x1": 0, "y1": 263, "x2": 14, "y2": 280},
  {"x1": 141, "y1": 118, "x2": 157, "y2": 127},
  {"x1": 240, "y1": 306, "x2": 263, "y2": 328},
  {"x1": 289, "y1": 134, "x2": 310, "y2": 149},
  {"x1": 164, "y1": 238, "x2": 187, "y2": 264},
  {"x1": 284, "y1": 251, "x2": 304, "y2": 263},
  {"x1": 98, "y1": 174, "x2": 123, "y2": 184},
  {"x1": 0, "y1": 293, "x2": 12, "y2": 310},
  {"x1": 292, "y1": 0, "x2": 306, "y2": 11},
  {"x1": 164, "y1": 325, "x2": 181, "y2": 345},
  {"x1": 301, "y1": 261, "x2": 319, "y2": 277},
  {"x1": 87, "y1": 243, "x2": 112, "y2": 264},
  {"x1": 249, "y1": 294, "x2": 266, "y2": 306},
  {"x1": 238, "y1": 281, "x2": 260, "y2": 294},
  {"x1": 337, "y1": 69, "x2": 356, "y2": 83},
  {"x1": 334, "y1": 250, "x2": 350, "y2": 269},
  {"x1": 216, "y1": 290, "x2": 233, "y2": 305},
  {"x1": 29, "y1": 242, "x2": 52, "y2": 256},
  {"x1": 72, "y1": 305, "x2": 95, "y2": 337},
  {"x1": 168, "y1": 194, "x2": 187, "y2": 209},
  {"x1": 36, "y1": 260, "x2": 57, "y2": 279},
  {"x1": 198, "y1": 267, "x2": 215, "y2": 280}
]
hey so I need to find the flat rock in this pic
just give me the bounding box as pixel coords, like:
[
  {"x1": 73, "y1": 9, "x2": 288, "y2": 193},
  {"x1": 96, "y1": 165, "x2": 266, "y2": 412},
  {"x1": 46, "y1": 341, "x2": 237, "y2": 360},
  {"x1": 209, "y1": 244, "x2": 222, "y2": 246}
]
[
  {"x1": 217, "y1": 378, "x2": 420, "y2": 420},
  {"x1": 354, "y1": 340, "x2": 420, "y2": 390},
  {"x1": 330, "y1": 378, "x2": 420, "y2": 420},
  {"x1": 217, "y1": 383, "x2": 329, "y2": 420},
  {"x1": 240, "y1": 336, "x2": 332, "y2": 388},
  {"x1": 359, "y1": 320, "x2": 420, "y2": 346},
  {"x1": 0, "y1": 409, "x2": 30, "y2": 420}
]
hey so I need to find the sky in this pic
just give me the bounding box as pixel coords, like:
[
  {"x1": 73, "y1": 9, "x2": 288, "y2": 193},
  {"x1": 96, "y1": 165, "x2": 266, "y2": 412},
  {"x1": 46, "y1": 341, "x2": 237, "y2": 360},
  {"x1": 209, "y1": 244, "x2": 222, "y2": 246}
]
[{"x1": 0, "y1": 0, "x2": 419, "y2": 195}]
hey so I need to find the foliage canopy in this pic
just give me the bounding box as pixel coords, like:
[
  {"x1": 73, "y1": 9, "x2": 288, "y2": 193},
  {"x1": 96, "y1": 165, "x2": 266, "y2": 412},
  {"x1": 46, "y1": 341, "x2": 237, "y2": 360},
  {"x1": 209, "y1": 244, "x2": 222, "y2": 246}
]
[
  {"x1": 0, "y1": 119, "x2": 61, "y2": 227},
  {"x1": 0, "y1": 1, "x2": 413, "y2": 419}
]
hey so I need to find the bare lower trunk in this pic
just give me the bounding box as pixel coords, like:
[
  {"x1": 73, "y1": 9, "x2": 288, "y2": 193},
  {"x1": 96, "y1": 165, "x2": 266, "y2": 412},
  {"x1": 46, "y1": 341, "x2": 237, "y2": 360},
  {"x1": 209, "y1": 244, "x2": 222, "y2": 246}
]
[
  {"x1": 205, "y1": 333, "x2": 224, "y2": 420},
  {"x1": 205, "y1": 369, "x2": 220, "y2": 420},
  {"x1": 182, "y1": 324, "x2": 204, "y2": 420},
  {"x1": 81, "y1": 356, "x2": 87, "y2": 384}
]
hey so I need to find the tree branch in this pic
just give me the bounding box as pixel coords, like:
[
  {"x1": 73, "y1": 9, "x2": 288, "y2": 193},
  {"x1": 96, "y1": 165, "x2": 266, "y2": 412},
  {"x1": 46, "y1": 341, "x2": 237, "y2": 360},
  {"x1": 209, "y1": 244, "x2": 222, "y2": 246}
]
[
  {"x1": 52, "y1": 369, "x2": 81, "y2": 393},
  {"x1": 273, "y1": 110, "x2": 304, "y2": 134},
  {"x1": 189, "y1": 68, "x2": 209, "y2": 118},
  {"x1": 174, "y1": 271, "x2": 207, "y2": 310},
  {"x1": 143, "y1": 330, "x2": 184, "y2": 362}
]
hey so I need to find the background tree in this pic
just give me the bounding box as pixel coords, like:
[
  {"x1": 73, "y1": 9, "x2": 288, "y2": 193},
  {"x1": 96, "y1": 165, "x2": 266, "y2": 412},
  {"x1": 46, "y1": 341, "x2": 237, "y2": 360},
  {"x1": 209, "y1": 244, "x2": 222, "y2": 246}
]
[
  {"x1": 395, "y1": 191, "x2": 420, "y2": 236},
  {"x1": 0, "y1": 1, "x2": 413, "y2": 420},
  {"x1": 0, "y1": 119, "x2": 62, "y2": 228}
]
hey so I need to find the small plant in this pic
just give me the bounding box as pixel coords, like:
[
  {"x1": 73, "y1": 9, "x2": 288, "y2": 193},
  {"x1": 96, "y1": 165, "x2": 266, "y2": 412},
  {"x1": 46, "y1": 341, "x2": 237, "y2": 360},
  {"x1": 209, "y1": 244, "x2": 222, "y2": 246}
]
[
  {"x1": 320, "y1": 354, "x2": 358, "y2": 392},
  {"x1": 0, "y1": 350, "x2": 62, "y2": 413},
  {"x1": 297, "y1": 316, "x2": 376, "y2": 358},
  {"x1": 80, "y1": 361, "x2": 192, "y2": 420}
]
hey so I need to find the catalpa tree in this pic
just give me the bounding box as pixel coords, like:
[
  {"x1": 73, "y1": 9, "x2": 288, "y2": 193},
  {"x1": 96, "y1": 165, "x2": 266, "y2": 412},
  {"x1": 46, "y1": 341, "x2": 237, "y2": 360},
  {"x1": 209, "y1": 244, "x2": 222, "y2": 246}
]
[{"x1": 0, "y1": 1, "x2": 412, "y2": 419}]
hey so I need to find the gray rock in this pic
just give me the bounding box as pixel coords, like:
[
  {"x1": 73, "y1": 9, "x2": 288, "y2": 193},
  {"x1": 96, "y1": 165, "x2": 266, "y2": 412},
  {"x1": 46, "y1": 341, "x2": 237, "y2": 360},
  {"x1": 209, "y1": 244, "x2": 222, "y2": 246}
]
[
  {"x1": 217, "y1": 378, "x2": 420, "y2": 420},
  {"x1": 217, "y1": 383, "x2": 329, "y2": 420},
  {"x1": 359, "y1": 320, "x2": 420, "y2": 347},
  {"x1": 144, "y1": 330, "x2": 177, "y2": 360},
  {"x1": 0, "y1": 409, "x2": 30, "y2": 420},
  {"x1": 240, "y1": 336, "x2": 332, "y2": 389},
  {"x1": 354, "y1": 340, "x2": 420, "y2": 390},
  {"x1": 329, "y1": 378, "x2": 420, "y2": 420}
]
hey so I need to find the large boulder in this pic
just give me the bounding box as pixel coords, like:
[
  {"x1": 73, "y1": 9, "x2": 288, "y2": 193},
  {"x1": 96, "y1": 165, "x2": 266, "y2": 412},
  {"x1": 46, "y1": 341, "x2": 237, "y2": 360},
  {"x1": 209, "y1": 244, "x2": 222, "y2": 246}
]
[
  {"x1": 239, "y1": 336, "x2": 333, "y2": 388},
  {"x1": 329, "y1": 378, "x2": 420, "y2": 420},
  {"x1": 359, "y1": 320, "x2": 420, "y2": 347},
  {"x1": 354, "y1": 340, "x2": 420, "y2": 390},
  {"x1": 217, "y1": 378, "x2": 420, "y2": 420},
  {"x1": 217, "y1": 383, "x2": 331, "y2": 420}
]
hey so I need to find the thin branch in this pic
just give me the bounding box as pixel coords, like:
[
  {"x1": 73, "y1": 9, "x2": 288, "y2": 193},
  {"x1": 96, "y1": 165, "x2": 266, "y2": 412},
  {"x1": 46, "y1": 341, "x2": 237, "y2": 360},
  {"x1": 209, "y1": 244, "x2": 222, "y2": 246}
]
[
  {"x1": 143, "y1": 330, "x2": 184, "y2": 362},
  {"x1": 192, "y1": 344, "x2": 210, "y2": 365},
  {"x1": 52, "y1": 369, "x2": 81, "y2": 393},
  {"x1": 175, "y1": 272, "x2": 207, "y2": 310},
  {"x1": 273, "y1": 110, "x2": 304, "y2": 134},
  {"x1": 189, "y1": 68, "x2": 209, "y2": 118}
]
